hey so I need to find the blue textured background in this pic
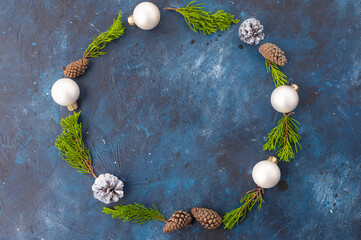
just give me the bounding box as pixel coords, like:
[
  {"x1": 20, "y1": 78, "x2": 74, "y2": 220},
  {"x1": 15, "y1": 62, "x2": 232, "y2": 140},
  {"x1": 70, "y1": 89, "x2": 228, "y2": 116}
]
[{"x1": 0, "y1": 0, "x2": 360, "y2": 239}]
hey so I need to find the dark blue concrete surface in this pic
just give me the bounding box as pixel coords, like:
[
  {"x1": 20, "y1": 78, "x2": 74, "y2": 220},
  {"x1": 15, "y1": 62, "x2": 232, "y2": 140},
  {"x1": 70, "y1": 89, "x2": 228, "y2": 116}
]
[{"x1": 0, "y1": 0, "x2": 360, "y2": 239}]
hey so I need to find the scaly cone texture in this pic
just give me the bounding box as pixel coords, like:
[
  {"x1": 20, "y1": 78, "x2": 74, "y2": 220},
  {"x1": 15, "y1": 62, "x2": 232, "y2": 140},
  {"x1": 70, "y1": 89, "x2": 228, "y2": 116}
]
[
  {"x1": 163, "y1": 210, "x2": 193, "y2": 233},
  {"x1": 62, "y1": 58, "x2": 89, "y2": 79},
  {"x1": 259, "y1": 43, "x2": 287, "y2": 66},
  {"x1": 191, "y1": 207, "x2": 222, "y2": 229},
  {"x1": 238, "y1": 18, "x2": 265, "y2": 45},
  {"x1": 92, "y1": 173, "x2": 124, "y2": 204}
]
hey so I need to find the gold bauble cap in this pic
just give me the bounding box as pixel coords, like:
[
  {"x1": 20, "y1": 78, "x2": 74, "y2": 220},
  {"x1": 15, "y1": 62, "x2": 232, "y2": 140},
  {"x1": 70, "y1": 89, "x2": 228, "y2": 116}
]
[
  {"x1": 128, "y1": 15, "x2": 136, "y2": 26},
  {"x1": 290, "y1": 84, "x2": 299, "y2": 92},
  {"x1": 67, "y1": 102, "x2": 78, "y2": 111},
  {"x1": 267, "y1": 156, "x2": 278, "y2": 164}
]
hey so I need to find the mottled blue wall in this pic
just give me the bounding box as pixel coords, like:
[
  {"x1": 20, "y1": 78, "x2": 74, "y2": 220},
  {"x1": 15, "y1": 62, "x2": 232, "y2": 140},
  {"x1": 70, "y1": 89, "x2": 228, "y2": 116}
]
[{"x1": 0, "y1": 0, "x2": 360, "y2": 239}]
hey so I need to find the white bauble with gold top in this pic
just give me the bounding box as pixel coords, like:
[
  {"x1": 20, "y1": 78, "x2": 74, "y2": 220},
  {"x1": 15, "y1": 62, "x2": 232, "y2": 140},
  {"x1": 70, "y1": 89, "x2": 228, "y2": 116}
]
[
  {"x1": 271, "y1": 84, "x2": 299, "y2": 113},
  {"x1": 252, "y1": 156, "x2": 281, "y2": 189},
  {"x1": 128, "y1": 2, "x2": 160, "y2": 30},
  {"x1": 51, "y1": 78, "x2": 80, "y2": 111}
]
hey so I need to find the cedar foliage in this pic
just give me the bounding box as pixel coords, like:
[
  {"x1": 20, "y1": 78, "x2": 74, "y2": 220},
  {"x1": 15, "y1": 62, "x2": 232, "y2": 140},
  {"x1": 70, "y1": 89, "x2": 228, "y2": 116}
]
[
  {"x1": 83, "y1": 11, "x2": 125, "y2": 58},
  {"x1": 265, "y1": 60, "x2": 288, "y2": 87},
  {"x1": 165, "y1": 1, "x2": 239, "y2": 35},
  {"x1": 223, "y1": 188, "x2": 264, "y2": 229},
  {"x1": 103, "y1": 203, "x2": 167, "y2": 224},
  {"x1": 55, "y1": 112, "x2": 96, "y2": 178},
  {"x1": 263, "y1": 113, "x2": 301, "y2": 162}
]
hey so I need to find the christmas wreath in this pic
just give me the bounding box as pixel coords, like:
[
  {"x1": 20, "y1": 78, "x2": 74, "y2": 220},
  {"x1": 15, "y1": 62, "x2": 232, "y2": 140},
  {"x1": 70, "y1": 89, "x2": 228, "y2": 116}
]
[{"x1": 52, "y1": 1, "x2": 302, "y2": 233}]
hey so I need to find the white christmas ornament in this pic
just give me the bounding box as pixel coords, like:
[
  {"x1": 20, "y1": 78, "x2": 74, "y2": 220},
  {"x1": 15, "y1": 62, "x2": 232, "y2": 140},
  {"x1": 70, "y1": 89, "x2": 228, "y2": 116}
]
[
  {"x1": 271, "y1": 84, "x2": 299, "y2": 113},
  {"x1": 128, "y1": 2, "x2": 160, "y2": 30},
  {"x1": 252, "y1": 156, "x2": 281, "y2": 189},
  {"x1": 51, "y1": 78, "x2": 80, "y2": 111}
]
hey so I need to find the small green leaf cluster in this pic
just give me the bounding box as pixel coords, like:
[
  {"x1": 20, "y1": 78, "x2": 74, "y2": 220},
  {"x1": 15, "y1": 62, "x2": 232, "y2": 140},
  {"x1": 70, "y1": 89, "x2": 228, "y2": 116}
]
[
  {"x1": 83, "y1": 11, "x2": 125, "y2": 58},
  {"x1": 171, "y1": 1, "x2": 239, "y2": 35},
  {"x1": 263, "y1": 114, "x2": 301, "y2": 162},
  {"x1": 103, "y1": 203, "x2": 166, "y2": 224},
  {"x1": 266, "y1": 60, "x2": 288, "y2": 87},
  {"x1": 222, "y1": 188, "x2": 264, "y2": 229},
  {"x1": 55, "y1": 112, "x2": 94, "y2": 175}
]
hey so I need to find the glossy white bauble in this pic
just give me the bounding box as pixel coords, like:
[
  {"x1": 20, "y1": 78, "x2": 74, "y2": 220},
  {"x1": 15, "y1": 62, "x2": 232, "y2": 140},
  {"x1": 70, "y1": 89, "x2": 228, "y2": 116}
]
[
  {"x1": 252, "y1": 160, "x2": 281, "y2": 189},
  {"x1": 133, "y1": 2, "x2": 160, "y2": 30},
  {"x1": 271, "y1": 85, "x2": 299, "y2": 113},
  {"x1": 51, "y1": 78, "x2": 80, "y2": 107}
]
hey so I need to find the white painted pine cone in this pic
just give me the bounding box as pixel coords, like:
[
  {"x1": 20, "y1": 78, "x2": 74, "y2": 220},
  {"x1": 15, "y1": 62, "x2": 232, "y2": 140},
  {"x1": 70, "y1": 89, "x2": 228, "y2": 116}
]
[
  {"x1": 238, "y1": 18, "x2": 265, "y2": 45},
  {"x1": 92, "y1": 173, "x2": 124, "y2": 204}
]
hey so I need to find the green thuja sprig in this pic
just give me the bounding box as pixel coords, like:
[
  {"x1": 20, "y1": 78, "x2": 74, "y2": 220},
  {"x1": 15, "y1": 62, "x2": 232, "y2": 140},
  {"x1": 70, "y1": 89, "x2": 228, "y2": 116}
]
[
  {"x1": 266, "y1": 60, "x2": 288, "y2": 87},
  {"x1": 103, "y1": 203, "x2": 167, "y2": 224},
  {"x1": 55, "y1": 112, "x2": 97, "y2": 178},
  {"x1": 223, "y1": 188, "x2": 264, "y2": 229},
  {"x1": 83, "y1": 11, "x2": 125, "y2": 58},
  {"x1": 263, "y1": 112, "x2": 301, "y2": 162},
  {"x1": 164, "y1": 1, "x2": 239, "y2": 35}
]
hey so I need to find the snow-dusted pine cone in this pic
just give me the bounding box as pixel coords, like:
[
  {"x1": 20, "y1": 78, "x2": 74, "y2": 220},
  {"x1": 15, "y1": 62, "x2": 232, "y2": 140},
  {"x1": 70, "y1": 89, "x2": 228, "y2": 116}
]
[
  {"x1": 238, "y1": 18, "x2": 265, "y2": 45},
  {"x1": 259, "y1": 43, "x2": 288, "y2": 66},
  {"x1": 92, "y1": 173, "x2": 124, "y2": 204},
  {"x1": 191, "y1": 207, "x2": 222, "y2": 229},
  {"x1": 62, "y1": 58, "x2": 89, "y2": 78},
  {"x1": 163, "y1": 210, "x2": 192, "y2": 233}
]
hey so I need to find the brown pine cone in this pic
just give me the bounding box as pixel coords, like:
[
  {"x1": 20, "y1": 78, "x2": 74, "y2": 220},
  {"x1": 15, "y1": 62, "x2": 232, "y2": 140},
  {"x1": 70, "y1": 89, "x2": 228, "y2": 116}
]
[
  {"x1": 163, "y1": 210, "x2": 192, "y2": 233},
  {"x1": 191, "y1": 207, "x2": 222, "y2": 229},
  {"x1": 259, "y1": 43, "x2": 287, "y2": 66},
  {"x1": 62, "y1": 58, "x2": 89, "y2": 78}
]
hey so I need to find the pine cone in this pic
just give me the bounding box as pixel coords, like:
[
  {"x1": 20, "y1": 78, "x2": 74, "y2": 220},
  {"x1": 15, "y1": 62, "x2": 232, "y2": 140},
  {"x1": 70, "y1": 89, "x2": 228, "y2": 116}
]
[
  {"x1": 92, "y1": 173, "x2": 124, "y2": 204},
  {"x1": 62, "y1": 58, "x2": 89, "y2": 78},
  {"x1": 238, "y1": 18, "x2": 265, "y2": 45},
  {"x1": 191, "y1": 207, "x2": 222, "y2": 229},
  {"x1": 259, "y1": 43, "x2": 288, "y2": 66},
  {"x1": 163, "y1": 210, "x2": 192, "y2": 233}
]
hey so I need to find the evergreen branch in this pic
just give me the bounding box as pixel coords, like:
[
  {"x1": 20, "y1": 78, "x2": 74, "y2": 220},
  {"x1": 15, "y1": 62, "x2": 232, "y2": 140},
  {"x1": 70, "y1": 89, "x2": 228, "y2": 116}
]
[
  {"x1": 265, "y1": 60, "x2": 288, "y2": 87},
  {"x1": 83, "y1": 11, "x2": 125, "y2": 58},
  {"x1": 263, "y1": 112, "x2": 302, "y2": 162},
  {"x1": 165, "y1": 1, "x2": 239, "y2": 35},
  {"x1": 55, "y1": 112, "x2": 96, "y2": 178},
  {"x1": 223, "y1": 188, "x2": 264, "y2": 229},
  {"x1": 103, "y1": 203, "x2": 167, "y2": 224}
]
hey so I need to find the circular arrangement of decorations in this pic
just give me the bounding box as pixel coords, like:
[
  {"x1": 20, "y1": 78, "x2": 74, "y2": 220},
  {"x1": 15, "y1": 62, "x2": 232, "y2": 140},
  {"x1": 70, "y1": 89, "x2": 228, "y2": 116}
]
[{"x1": 52, "y1": 1, "x2": 302, "y2": 233}]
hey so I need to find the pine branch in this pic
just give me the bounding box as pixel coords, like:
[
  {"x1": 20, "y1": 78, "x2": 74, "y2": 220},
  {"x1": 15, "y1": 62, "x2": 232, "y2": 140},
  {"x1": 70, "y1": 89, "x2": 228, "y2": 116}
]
[
  {"x1": 265, "y1": 60, "x2": 288, "y2": 87},
  {"x1": 103, "y1": 203, "x2": 167, "y2": 224},
  {"x1": 55, "y1": 112, "x2": 96, "y2": 178},
  {"x1": 83, "y1": 11, "x2": 125, "y2": 58},
  {"x1": 263, "y1": 112, "x2": 302, "y2": 162},
  {"x1": 223, "y1": 188, "x2": 264, "y2": 229},
  {"x1": 165, "y1": 1, "x2": 239, "y2": 35}
]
